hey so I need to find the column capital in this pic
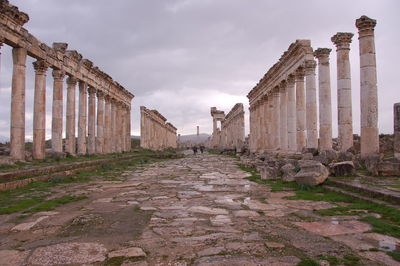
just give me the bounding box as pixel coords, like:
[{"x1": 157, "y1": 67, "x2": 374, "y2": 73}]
[
  {"x1": 331, "y1": 32, "x2": 353, "y2": 50},
  {"x1": 304, "y1": 60, "x2": 316, "y2": 75},
  {"x1": 295, "y1": 67, "x2": 305, "y2": 80},
  {"x1": 272, "y1": 86, "x2": 280, "y2": 96},
  {"x1": 78, "y1": 81, "x2": 87, "y2": 93},
  {"x1": 66, "y1": 76, "x2": 78, "y2": 86},
  {"x1": 104, "y1": 95, "x2": 111, "y2": 102},
  {"x1": 356, "y1": 15, "x2": 376, "y2": 37},
  {"x1": 88, "y1": 86, "x2": 97, "y2": 94},
  {"x1": 52, "y1": 69, "x2": 65, "y2": 80},
  {"x1": 279, "y1": 80, "x2": 287, "y2": 92},
  {"x1": 287, "y1": 74, "x2": 295, "y2": 86},
  {"x1": 33, "y1": 59, "x2": 49, "y2": 75},
  {"x1": 97, "y1": 90, "x2": 105, "y2": 99},
  {"x1": 314, "y1": 48, "x2": 331, "y2": 60}
]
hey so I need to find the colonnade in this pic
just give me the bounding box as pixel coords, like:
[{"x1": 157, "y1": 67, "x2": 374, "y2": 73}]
[
  {"x1": 248, "y1": 16, "x2": 379, "y2": 158},
  {"x1": 219, "y1": 103, "x2": 245, "y2": 151},
  {"x1": 208, "y1": 107, "x2": 225, "y2": 149},
  {"x1": 140, "y1": 106, "x2": 177, "y2": 150},
  {"x1": 0, "y1": 1, "x2": 133, "y2": 160}
]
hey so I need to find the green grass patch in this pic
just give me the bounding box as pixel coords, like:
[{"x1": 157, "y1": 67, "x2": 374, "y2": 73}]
[
  {"x1": 297, "y1": 258, "x2": 319, "y2": 266},
  {"x1": 360, "y1": 216, "x2": 400, "y2": 238},
  {"x1": 318, "y1": 255, "x2": 340, "y2": 265},
  {"x1": 387, "y1": 251, "x2": 400, "y2": 262},
  {"x1": 0, "y1": 197, "x2": 44, "y2": 214},
  {"x1": 25, "y1": 195, "x2": 87, "y2": 214}
]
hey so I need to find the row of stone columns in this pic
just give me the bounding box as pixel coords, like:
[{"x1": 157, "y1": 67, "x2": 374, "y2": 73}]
[
  {"x1": 249, "y1": 16, "x2": 380, "y2": 158},
  {"x1": 3, "y1": 46, "x2": 132, "y2": 160},
  {"x1": 219, "y1": 103, "x2": 245, "y2": 150}
]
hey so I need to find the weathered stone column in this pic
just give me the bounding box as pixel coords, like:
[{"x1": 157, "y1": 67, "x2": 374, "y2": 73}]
[
  {"x1": 111, "y1": 99, "x2": 117, "y2": 153},
  {"x1": 260, "y1": 97, "x2": 267, "y2": 150},
  {"x1": 249, "y1": 107, "x2": 254, "y2": 152},
  {"x1": 295, "y1": 67, "x2": 306, "y2": 151},
  {"x1": 104, "y1": 96, "x2": 111, "y2": 153},
  {"x1": 272, "y1": 87, "x2": 281, "y2": 150},
  {"x1": 32, "y1": 60, "x2": 48, "y2": 160},
  {"x1": 87, "y1": 87, "x2": 96, "y2": 154},
  {"x1": 77, "y1": 81, "x2": 87, "y2": 155},
  {"x1": 96, "y1": 91, "x2": 105, "y2": 154},
  {"x1": 66, "y1": 76, "x2": 77, "y2": 155},
  {"x1": 305, "y1": 60, "x2": 318, "y2": 149},
  {"x1": 332, "y1": 32, "x2": 354, "y2": 151},
  {"x1": 126, "y1": 106, "x2": 131, "y2": 152},
  {"x1": 51, "y1": 69, "x2": 64, "y2": 153},
  {"x1": 116, "y1": 102, "x2": 122, "y2": 153},
  {"x1": 314, "y1": 48, "x2": 333, "y2": 150},
  {"x1": 279, "y1": 81, "x2": 288, "y2": 151},
  {"x1": 287, "y1": 75, "x2": 297, "y2": 152},
  {"x1": 10, "y1": 47, "x2": 27, "y2": 160},
  {"x1": 394, "y1": 103, "x2": 400, "y2": 159},
  {"x1": 356, "y1": 16, "x2": 379, "y2": 157}
]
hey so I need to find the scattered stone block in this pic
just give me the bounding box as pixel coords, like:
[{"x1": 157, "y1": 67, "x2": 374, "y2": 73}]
[
  {"x1": 295, "y1": 161, "x2": 329, "y2": 186},
  {"x1": 329, "y1": 161, "x2": 355, "y2": 176},
  {"x1": 259, "y1": 165, "x2": 278, "y2": 180},
  {"x1": 280, "y1": 163, "x2": 296, "y2": 182}
]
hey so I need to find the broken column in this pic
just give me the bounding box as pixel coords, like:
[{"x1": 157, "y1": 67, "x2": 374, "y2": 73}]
[
  {"x1": 10, "y1": 47, "x2": 27, "y2": 160},
  {"x1": 332, "y1": 32, "x2": 354, "y2": 152},
  {"x1": 395, "y1": 103, "x2": 400, "y2": 159},
  {"x1": 32, "y1": 60, "x2": 48, "y2": 160},
  {"x1": 314, "y1": 48, "x2": 333, "y2": 151},
  {"x1": 356, "y1": 16, "x2": 379, "y2": 157}
]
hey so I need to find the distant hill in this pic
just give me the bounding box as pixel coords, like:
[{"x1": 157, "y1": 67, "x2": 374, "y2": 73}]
[{"x1": 178, "y1": 133, "x2": 210, "y2": 145}]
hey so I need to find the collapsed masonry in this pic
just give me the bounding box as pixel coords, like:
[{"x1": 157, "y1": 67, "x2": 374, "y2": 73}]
[
  {"x1": 0, "y1": 1, "x2": 133, "y2": 160},
  {"x1": 140, "y1": 106, "x2": 177, "y2": 151}
]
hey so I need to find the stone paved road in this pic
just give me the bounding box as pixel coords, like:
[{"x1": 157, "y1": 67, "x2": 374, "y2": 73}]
[{"x1": 0, "y1": 153, "x2": 397, "y2": 265}]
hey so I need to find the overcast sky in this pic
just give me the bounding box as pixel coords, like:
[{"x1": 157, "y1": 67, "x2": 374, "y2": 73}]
[{"x1": 0, "y1": 0, "x2": 399, "y2": 140}]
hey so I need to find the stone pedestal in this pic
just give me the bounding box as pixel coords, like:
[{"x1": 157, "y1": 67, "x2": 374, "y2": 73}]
[
  {"x1": 279, "y1": 82, "x2": 288, "y2": 151},
  {"x1": 332, "y1": 32, "x2": 354, "y2": 152},
  {"x1": 305, "y1": 60, "x2": 318, "y2": 149},
  {"x1": 66, "y1": 76, "x2": 77, "y2": 155},
  {"x1": 287, "y1": 75, "x2": 297, "y2": 152},
  {"x1": 394, "y1": 103, "x2": 400, "y2": 159},
  {"x1": 10, "y1": 47, "x2": 27, "y2": 160},
  {"x1": 77, "y1": 81, "x2": 87, "y2": 155},
  {"x1": 51, "y1": 70, "x2": 64, "y2": 153},
  {"x1": 96, "y1": 92, "x2": 104, "y2": 154},
  {"x1": 356, "y1": 16, "x2": 379, "y2": 157},
  {"x1": 32, "y1": 60, "x2": 48, "y2": 160},
  {"x1": 314, "y1": 48, "x2": 333, "y2": 151},
  {"x1": 88, "y1": 87, "x2": 96, "y2": 154},
  {"x1": 295, "y1": 67, "x2": 306, "y2": 151}
]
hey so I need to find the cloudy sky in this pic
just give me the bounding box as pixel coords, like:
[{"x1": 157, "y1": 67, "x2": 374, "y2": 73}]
[{"x1": 0, "y1": 0, "x2": 399, "y2": 140}]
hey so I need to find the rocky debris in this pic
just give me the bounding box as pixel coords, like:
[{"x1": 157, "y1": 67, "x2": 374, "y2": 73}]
[
  {"x1": 259, "y1": 165, "x2": 278, "y2": 180},
  {"x1": 0, "y1": 145, "x2": 11, "y2": 156},
  {"x1": 28, "y1": 242, "x2": 107, "y2": 265},
  {"x1": 0, "y1": 250, "x2": 30, "y2": 266},
  {"x1": 108, "y1": 247, "x2": 146, "y2": 258},
  {"x1": 338, "y1": 151, "x2": 354, "y2": 162},
  {"x1": 280, "y1": 163, "x2": 297, "y2": 182},
  {"x1": 313, "y1": 150, "x2": 338, "y2": 165},
  {"x1": 364, "y1": 154, "x2": 383, "y2": 175},
  {"x1": 0, "y1": 156, "x2": 15, "y2": 166},
  {"x1": 45, "y1": 149, "x2": 66, "y2": 159},
  {"x1": 376, "y1": 158, "x2": 400, "y2": 176},
  {"x1": 301, "y1": 153, "x2": 313, "y2": 160},
  {"x1": 329, "y1": 161, "x2": 355, "y2": 176},
  {"x1": 302, "y1": 148, "x2": 319, "y2": 156},
  {"x1": 295, "y1": 160, "x2": 329, "y2": 186},
  {"x1": 24, "y1": 151, "x2": 33, "y2": 162}
]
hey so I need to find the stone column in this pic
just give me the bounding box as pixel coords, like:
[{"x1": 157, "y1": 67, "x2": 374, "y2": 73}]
[
  {"x1": 96, "y1": 91, "x2": 105, "y2": 154},
  {"x1": 126, "y1": 106, "x2": 131, "y2": 152},
  {"x1": 111, "y1": 99, "x2": 117, "y2": 152},
  {"x1": 32, "y1": 60, "x2": 48, "y2": 160},
  {"x1": 66, "y1": 76, "x2": 77, "y2": 155},
  {"x1": 295, "y1": 67, "x2": 306, "y2": 151},
  {"x1": 332, "y1": 32, "x2": 354, "y2": 152},
  {"x1": 305, "y1": 60, "x2": 318, "y2": 149},
  {"x1": 287, "y1": 75, "x2": 297, "y2": 152},
  {"x1": 77, "y1": 81, "x2": 87, "y2": 155},
  {"x1": 314, "y1": 48, "x2": 333, "y2": 150},
  {"x1": 249, "y1": 107, "x2": 254, "y2": 152},
  {"x1": 260, "y1": 97, "x2": 267, "y2": 150},
  {"x1": 356, "y1": 16, "x2": 379, "y2": 157},
  {"x1": 279, "y1": 81, "x2": 288, "y2": 151},
  {"x1": 272, "y1": 87, "x2": 281, "y2": 150},
  {"x1": 116, "y1": 102, "x2": 122, "y2": 153},
  {"x1": 10, "y1": 47, "x2": 27, "y2": 160},
  {"x1": 104, "y1": 96, "x2": 111, "y2": 153},
  {"x1": 394, "y1": 103, "x2": 400, "y2": 159},
  {"x1": 51, "y1": 69, "x2": 64, "y2": 153},
  {"x1": 87, "y1": 87, "x2": 96, "y2": 154}
]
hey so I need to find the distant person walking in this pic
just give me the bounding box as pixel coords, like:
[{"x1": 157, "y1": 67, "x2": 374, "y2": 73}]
[
  {"x1": 192, "y1": 146, "x2": 198, "y2": 155},
  {"x1": 199, "y1": 145, "x2": 205, "y2": 154}
]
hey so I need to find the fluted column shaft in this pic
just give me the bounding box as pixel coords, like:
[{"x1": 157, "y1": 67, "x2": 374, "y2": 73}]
[
  {"x1": 32, "y1": 60, "x2": 48, "y2": 160},
  {"x1": 332, "y1": 32, "x2": 354, "y2": 151},
  {"x1": 305, "y1": 60, "x2": 318, "y2": 149},
  {"x1": 116, "y1": 102, "x2": 122, "y2": 153},
  {"x1": 96, "y1": 92, "x2": 105, "y2": 154},
  {"x1": 287, "y1": 76, "x2": 296, "y2": 152},
  {"x1": 10, "y1": 48, "x2": 27, "y2": 160},
  {"x1": 356, "y1": 16, "x2": 379, "y2": 157},
  {"x1": 77, "y1": 81, "x2": 87, "y2": 155},
  {"x1": 88, "y1": 87, "x2": 96, "y2": 154},
  {"x1": 314, "y1": 48, "x2": 333, "y2": 150},
  {"x1": 66, "y1": 76, "x2": 77, "y2": 155},
  {"x1": 51, "y1": 69, "x2": 64, "y2": 153},
  {"x1": 279, "y1": 82, "x2": 288, "y2": 151},
  {"x1": 104, "y1": 96, "x2": 111, "y2": 153},
  {"x1": 126, "y1": 106, "x2": 131, "y2": 151},
  {"x1": 260, "y1": 98, "x2": 267, "y2": 150},
  {"x1": 111, "y1": 100, "x2": 117, "y2": 152},
  {"x1": 272, "y1": 88, "x2": 281, "y2": 150},
  {"x1": 121, "y1": 105, "x2": 126, "y2": 151},
  {"x1": 295, "y1": 68, "x2": 306, "y2": 151}
]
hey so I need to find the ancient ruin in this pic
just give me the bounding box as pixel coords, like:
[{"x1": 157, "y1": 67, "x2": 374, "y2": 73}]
[
  {"x1": 140, "y1": 106, "x2": 177, "y2": 150},
  {"x1": 0, "y1": 1, "x2": 133, "y2": 160},
  {"x1": 208, "y1": 104, "x2": 245, "y2": 151}
]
